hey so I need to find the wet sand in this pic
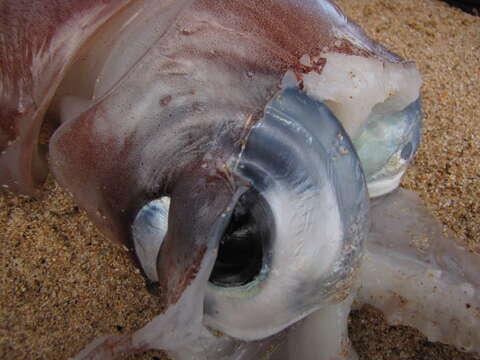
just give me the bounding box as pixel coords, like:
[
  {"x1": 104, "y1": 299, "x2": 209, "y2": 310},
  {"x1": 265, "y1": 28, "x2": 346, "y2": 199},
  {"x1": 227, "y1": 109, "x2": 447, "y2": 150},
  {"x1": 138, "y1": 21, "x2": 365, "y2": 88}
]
[{"x1": 1, "y1": 0, "x2": 479, "y2": 359}]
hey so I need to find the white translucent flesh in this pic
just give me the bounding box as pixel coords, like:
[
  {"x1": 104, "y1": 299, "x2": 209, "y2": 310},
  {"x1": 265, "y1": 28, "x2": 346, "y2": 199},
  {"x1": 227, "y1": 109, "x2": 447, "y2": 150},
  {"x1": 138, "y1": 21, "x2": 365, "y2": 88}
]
[
  {"x1": 166, "y1": 326, "x2": 288, "y2": 360},
  {"x1": 163, "y1": 298, "x2": 358, "y2": 360},
  {"x1": 302, "y1": 53, "x2": 422, "y2": 197},
  {"x1": 357, "y1": 189, "x2": 480, "y2": 353},
  {"x1": 366, "y1": 168, "x2": 405, "y2": 198},
  {"x1": 303, "y1": 53, "x2": 421, "y2": 139},
  {"x1": 280, "y1": 295, "x2": 358, "y2": 360},
  {"x1": 204, "y1": 181, "x2": 343, "y2": 340}
]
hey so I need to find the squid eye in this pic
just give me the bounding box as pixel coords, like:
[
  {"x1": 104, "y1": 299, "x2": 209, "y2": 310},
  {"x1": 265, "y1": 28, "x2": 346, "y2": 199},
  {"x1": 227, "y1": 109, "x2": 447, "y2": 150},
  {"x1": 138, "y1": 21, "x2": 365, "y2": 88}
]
[
  {"x1": 203, "y1": 88, "x2": 369, "y2": 341},
  {"x1": 131, "y1": 88, "x2": 369, "y2": 343},
  {"x1": 352, "y1": 99, "x2": 422, "y2": 197},
  {"x1": 300, "y1": 52, "x2": 423, "y2": 198},
  {"x1": 209, "y1": 188, "x2": 274, "y2": 288}
]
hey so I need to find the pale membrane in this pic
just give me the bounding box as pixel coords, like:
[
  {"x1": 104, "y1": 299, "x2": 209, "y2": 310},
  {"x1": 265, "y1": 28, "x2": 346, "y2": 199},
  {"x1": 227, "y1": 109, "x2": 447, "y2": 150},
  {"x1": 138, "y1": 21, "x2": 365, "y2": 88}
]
[
  {"x1": 303, "y1": 52, "x2": 421, "y2": 138},
  {"x1": 357, "y1": 189, "x2": 480, "y2": 354}
]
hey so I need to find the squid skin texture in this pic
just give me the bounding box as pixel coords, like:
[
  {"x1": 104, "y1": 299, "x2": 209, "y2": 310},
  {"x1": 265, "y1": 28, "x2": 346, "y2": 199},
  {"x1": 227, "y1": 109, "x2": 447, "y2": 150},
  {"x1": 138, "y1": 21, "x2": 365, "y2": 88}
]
[
  {"x1": 0, "y1": 0, "x2": 133, "y2": 194},
  {"x1": 1, "y1": 0, "x2": 419, "y2": 256},
  {"x1": 1, "y1": 1, "x2": 477, "y2": 360}
]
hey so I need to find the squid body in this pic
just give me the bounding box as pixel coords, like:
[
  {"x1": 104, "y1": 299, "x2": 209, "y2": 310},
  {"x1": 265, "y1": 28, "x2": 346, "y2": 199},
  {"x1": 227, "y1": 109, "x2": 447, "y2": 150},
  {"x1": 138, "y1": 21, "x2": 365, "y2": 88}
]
[{"x1": 0, "y1": 0, "x2": 478, "y2": 359}]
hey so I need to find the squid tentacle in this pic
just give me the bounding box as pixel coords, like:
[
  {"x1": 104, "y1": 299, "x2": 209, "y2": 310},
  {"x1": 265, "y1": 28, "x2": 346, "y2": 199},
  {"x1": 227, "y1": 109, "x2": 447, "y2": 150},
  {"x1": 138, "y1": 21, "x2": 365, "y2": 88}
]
[
  {"x1": 272, "y1": 295, "x2": 358, "y2": 360},
  {"x1": 358, "y1": 189, "x2": 480, "y2": 354}
]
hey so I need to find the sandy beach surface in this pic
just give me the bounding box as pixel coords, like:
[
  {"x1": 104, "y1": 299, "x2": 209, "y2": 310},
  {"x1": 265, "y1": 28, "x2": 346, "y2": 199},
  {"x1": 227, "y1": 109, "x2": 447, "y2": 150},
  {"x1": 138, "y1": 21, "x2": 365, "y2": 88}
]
[{"x1": 1, "y1": 0, "x2": 479, "y2": 359}]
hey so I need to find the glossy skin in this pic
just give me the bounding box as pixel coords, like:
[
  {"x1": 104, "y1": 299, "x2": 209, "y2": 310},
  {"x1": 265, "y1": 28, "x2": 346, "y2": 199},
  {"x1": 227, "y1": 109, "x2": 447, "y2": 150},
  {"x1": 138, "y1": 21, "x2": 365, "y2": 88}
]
[
  {"x1": 1, "y1": 1, "x2": 478, "y2": 359},
  {"x1": 0, "y1": 0, "x2": 132, "y2": 194}
]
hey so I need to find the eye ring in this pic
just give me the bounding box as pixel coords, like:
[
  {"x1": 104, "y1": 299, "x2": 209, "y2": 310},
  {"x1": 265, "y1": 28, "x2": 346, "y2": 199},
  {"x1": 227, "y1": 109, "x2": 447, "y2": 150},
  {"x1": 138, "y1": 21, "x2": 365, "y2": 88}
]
[{"x1": 203, "y1": 88, "x2": 369, "y2": 341}]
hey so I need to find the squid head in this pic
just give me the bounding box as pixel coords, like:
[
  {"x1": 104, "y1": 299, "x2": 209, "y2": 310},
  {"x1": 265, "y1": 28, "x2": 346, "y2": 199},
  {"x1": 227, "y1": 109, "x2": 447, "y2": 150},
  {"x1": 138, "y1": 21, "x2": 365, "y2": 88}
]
[{"x1": 3, "y1": 1, "x2": 475, "y2": 360}]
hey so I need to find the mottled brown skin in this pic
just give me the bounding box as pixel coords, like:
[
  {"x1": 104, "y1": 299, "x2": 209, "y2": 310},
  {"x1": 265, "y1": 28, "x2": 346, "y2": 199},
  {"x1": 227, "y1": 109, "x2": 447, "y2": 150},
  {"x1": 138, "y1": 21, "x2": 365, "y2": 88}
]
[
  {"x1": 47, "y1": 0, "x2": 403, "y2": 251},
  {"x1": 156, "y1": 165, "x2": 233, "y2": 306},
  {"x1": 0, "y1": 0, "x2": 132, "y2": 194},
  {"x1": 0, "y1": 0, "x2": 403, "y2": 193},
  {"x1": 0, "y1": 0, "x2": 407, "y2": 328}
]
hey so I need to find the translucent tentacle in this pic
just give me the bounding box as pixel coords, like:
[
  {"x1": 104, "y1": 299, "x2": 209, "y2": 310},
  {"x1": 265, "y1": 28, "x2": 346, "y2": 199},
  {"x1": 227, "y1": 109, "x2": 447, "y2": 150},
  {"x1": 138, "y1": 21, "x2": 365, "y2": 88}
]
[
  {"x1": 358, "y1": 189, "x2": 480, "y2": 353},
  {"x1": 280, "y1": 295, "x2": 358, "y2": 360}
]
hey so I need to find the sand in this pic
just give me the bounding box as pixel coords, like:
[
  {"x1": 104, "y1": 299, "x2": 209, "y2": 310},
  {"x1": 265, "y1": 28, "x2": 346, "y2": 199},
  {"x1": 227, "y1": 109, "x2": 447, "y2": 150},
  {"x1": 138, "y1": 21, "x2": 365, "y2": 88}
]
[{"x1": 1, "y1": 0, "x2": 479, "y2": 359}]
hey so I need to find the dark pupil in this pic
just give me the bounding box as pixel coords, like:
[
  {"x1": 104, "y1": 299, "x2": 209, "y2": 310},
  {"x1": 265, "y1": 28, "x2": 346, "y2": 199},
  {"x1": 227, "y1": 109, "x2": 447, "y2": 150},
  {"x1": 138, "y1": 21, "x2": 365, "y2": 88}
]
[{"x1": 209, "y1": 188, "x2": 271, "y2": 287}]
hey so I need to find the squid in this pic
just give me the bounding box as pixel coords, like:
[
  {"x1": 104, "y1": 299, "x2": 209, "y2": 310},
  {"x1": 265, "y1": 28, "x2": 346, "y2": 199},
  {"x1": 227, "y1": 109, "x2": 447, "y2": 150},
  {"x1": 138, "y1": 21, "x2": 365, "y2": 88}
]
[{"x1": 1, "y1": 0, "x2": 478, "y2": 359}]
